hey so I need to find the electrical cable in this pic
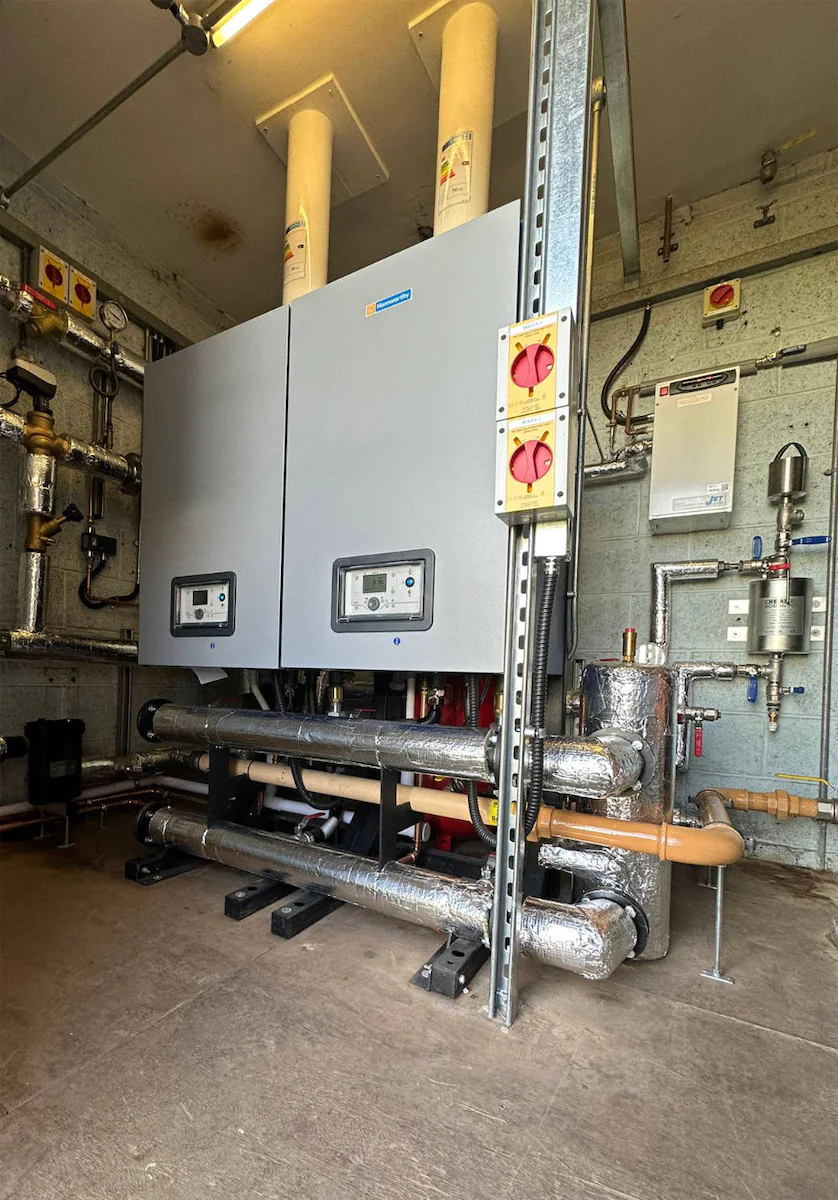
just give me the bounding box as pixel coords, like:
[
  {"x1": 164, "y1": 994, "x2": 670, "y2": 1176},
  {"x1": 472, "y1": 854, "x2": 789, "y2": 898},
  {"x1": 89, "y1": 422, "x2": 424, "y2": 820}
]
[
  {"x1": 417, "y1": 701, "x2": 441, "y2": 724},
  {"x1": 272, "y1": 674, "x2": 338, "y2": 813},
  {"x1": 465, "y1": 673, "x2": 496, "y2": 848},
  {"x1": 524, "y1": 562, "x2": 560, "y2": 836},
  {"x1": 0, "y1": 370, "x2": 22, "y2": 410},
  {"x1": 600, "y1": 303, "x2": 651, "y2": 426}
]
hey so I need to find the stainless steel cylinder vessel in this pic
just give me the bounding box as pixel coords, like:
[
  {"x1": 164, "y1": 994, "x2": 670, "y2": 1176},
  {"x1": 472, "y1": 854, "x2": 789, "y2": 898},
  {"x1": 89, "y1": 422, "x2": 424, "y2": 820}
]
[
  {"x1": 747, "y1": 576, "x2": 813, "y2": 654},
  {"x1": 578, "y1": 663, "x2": 674, "y2": 959},
  {"x1": 767, "y1": 454, "x2": 807, "y2": 501}
]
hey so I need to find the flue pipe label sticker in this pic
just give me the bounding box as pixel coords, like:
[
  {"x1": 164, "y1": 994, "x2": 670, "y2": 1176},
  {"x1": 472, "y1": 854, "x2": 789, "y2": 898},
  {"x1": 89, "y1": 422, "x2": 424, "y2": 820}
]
[
  {"x1": 284, "y1": 219, "x2": 308, "y2": 286},
  {"x1": 437, "y1": 131, "x2": 473, "y2": 214}
]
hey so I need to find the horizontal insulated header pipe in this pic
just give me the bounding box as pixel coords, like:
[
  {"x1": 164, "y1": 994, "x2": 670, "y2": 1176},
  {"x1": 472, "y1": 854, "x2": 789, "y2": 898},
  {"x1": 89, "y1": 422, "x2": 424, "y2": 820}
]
[
  {"x1": 0, "y1": 629, "x2": 137, "y2": 663},
  {"x1": 141, "y1": 704, "x2": 644, "y2": 799},
  {"x1": 144, "y1": 806, "x2": 637, "y2": 980},
  {"x1": 0, "y1": 408, "x2": 140, "y2": 488}
]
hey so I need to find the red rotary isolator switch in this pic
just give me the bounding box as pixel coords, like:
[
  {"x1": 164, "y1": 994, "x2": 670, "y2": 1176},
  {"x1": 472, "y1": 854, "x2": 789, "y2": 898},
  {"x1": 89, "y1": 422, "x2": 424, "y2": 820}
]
[
  {"x1": 709, "y1": 283, "x2": 735, "y2": 311},
  {"x1": 509, "y1": 438, "x2": 553, "y2": 484},
  {"x1": 510, "y1": 342, "x2": 554, "y2": 390}
]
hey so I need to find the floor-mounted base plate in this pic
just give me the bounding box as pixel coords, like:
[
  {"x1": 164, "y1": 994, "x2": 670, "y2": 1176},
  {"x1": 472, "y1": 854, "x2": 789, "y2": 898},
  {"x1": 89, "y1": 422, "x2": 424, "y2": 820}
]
[
  {"x1": 125, "y1": 849, "x2": 202, "y2": 886},
  {"x1": 411, "y1": 934, "x2": 489, "y2": 999},
  {"x1": 270, "y1": 890, "x2": 343, "y2": 939}
]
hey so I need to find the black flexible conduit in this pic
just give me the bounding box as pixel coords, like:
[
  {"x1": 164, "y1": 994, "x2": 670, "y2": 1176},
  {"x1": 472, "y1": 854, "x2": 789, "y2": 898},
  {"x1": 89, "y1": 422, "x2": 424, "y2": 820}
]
[
  {"x1": 465, "y1": 673, "x2": 496, "y2": 848},
  {"x1": 524, "y1": 562, "x2": 560, "y2": 836},
  {"x1": 272, "y1": 676, "x2": 338, "y2": 813},
  {"x1": 600, "y1": 302, "x2": 651, "y2": 426}
]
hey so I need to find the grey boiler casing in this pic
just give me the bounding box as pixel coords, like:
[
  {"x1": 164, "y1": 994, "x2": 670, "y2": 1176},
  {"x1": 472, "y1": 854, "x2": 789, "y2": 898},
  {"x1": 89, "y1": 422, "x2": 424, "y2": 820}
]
[
  {"x1": 138, "y1": 307, "x2": 289, "y2": 668},
  {"x1": 281, "y1": 202, "x2": 520, "y2": 673}
]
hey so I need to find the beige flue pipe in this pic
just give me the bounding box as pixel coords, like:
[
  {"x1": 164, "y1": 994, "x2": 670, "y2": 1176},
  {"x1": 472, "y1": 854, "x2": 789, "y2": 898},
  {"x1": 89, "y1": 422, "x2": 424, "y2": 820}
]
[
  {"x1": 195, "y1": 754, "x2": 744, "y2": 867},
  {"x1": 282, "y1": 108, "x2": 334, "y2": 302},
  {"x1": 433, "y1": 2, "x2": 498, "y2": 235}
]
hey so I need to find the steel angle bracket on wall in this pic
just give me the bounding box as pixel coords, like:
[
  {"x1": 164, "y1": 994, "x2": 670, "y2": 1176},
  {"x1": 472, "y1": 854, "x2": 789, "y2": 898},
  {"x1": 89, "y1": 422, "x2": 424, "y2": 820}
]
[{"x1": 488, "y1": 0, "x2": 598, "y2": 1026}]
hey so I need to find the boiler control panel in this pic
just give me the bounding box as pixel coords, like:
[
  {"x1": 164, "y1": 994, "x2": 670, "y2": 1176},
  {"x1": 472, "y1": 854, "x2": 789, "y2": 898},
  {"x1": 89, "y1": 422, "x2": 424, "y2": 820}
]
[
  {"x1": 171, "y1": 573, "x2": 236, "y2": 637},
  {"x1": 331, "y1": 550, "x2": 434, "y2": 633}
]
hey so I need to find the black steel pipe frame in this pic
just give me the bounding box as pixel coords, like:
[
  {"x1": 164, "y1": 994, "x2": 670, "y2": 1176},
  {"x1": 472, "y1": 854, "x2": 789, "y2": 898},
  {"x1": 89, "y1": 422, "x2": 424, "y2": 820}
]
[
  {"x1": 142, "y1": 702, "x2": 645, "y2": 801},
  {"x1": 142, "y1": 805, "x2": 639, "y2": 981}
]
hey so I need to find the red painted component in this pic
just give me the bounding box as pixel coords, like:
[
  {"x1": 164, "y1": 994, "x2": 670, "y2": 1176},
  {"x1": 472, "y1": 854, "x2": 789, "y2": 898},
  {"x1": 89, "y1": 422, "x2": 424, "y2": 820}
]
[
  {"x1": 510, "y1": 342, "x2": 554, "y2": 389},
  {"x1": 767, "y1": 561, "x2": 790, "y2": 573},
  {"x1": 694, "y1": 725, "x2": 703, "y2": 757},
  {"x1": 20, "y1": 283, "x2": 58, "y2": 310},
  {"x1": 710, "y1": 282, "x2": 735, "y2": 309},
  {"x1": 74, "y1": 280, "x2": 92, "y2": 306},
  {"x1": 509, "y1": 438, "x2": 552, "y2": 484}
]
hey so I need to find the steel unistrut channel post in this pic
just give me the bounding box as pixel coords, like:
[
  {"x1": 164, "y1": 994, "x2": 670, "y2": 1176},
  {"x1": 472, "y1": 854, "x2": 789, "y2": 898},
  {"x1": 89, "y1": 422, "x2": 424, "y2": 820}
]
[{"x1": 488, "y1": 0, "x2": 598, "y2": 1025}]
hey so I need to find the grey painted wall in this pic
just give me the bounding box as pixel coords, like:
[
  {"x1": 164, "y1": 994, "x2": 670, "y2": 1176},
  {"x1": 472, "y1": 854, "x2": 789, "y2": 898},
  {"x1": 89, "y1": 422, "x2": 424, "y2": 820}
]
[{"x1": 580, "y1": 153, "x2": 838, "y2": 869}]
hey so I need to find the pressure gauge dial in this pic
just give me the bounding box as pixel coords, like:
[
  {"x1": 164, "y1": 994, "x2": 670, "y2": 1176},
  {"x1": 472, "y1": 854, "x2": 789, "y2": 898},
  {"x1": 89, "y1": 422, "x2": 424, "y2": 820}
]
[{"x1": 99, "y1": 300, "x2": 128, "y2": 333}]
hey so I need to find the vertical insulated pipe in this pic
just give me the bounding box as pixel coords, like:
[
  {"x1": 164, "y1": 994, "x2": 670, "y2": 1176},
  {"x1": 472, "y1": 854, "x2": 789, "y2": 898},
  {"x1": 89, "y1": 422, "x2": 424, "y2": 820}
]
[
  {"x1": 433, "y1": 2, "x2": 498, "y2": 235},
  {"x1": 581, "y1": 663, "x2": 674, "y2": 959},
  {"x1": 282, "y1": 108, "x2": 334, "y2": 303}
]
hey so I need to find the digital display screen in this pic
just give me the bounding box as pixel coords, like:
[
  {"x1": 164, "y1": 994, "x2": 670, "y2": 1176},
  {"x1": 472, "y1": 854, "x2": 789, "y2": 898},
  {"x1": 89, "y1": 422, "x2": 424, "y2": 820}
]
[
  {"x1": 192, "y1": 589, "x2": 208, "y2": 605},
  {"x1": 362, "y1": 573, "x2": 387, "y2": 594}
]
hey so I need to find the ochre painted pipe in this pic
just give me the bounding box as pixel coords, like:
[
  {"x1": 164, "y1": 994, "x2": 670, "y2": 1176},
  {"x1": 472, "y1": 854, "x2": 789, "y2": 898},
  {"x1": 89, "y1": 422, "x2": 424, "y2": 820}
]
[
  {"x1": 717, "y1": 787, "x2": 821, "y2": 820},
  {"x1": 534, "y1": 806, "x2": 744, "y2": 866},
  {"x1": 196, "y1": 755, "x2": 744, "y2": 867}
]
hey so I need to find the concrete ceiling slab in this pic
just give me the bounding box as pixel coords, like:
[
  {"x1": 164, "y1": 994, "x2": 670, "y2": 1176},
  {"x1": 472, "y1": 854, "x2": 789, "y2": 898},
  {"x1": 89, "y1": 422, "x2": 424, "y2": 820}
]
[{"x1": 0, "y1": 1, "x2": 834, "y2": 323}]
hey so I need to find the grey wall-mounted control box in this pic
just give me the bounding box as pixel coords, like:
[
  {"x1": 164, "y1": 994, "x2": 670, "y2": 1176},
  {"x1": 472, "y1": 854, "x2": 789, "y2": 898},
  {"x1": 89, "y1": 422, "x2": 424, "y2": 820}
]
[{"x1": 649, "y1": 367, "x2": 739, "y2": 534}]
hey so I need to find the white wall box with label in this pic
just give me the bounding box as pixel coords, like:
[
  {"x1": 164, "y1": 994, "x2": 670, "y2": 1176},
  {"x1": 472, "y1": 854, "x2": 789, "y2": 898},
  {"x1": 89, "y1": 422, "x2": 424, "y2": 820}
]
[{"x1": 648, "y1": 367, "x2": 740, "y2": 533}]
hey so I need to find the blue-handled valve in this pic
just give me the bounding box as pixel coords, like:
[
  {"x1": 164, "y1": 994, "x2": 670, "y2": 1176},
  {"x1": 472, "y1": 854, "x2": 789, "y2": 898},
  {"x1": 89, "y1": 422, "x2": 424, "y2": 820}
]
[
  {"x1": 791, "y1": 686, "x2": 805, "y2": 695},
  {"x1": 791, "y1": 536, "x2": 831, "y2": 546},
  {"x1": 752, "y1": 535, "x2": 763, "y2": 558},
  {"x1": 747, "y1": 675, "x2": 759, "y2": 703}
]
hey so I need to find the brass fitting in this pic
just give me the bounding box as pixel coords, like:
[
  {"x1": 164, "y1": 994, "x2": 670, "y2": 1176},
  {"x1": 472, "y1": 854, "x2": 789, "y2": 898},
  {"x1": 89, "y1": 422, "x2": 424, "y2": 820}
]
[
  {"x1": 26, "y1": 301, "x2": 69, "y2": 342},
  {"x1": 22, "y1": 409, "x2": 61, "y2": 456},
  {"x1": 25, "y1": 511, "x2": 71, "y2": 552}
]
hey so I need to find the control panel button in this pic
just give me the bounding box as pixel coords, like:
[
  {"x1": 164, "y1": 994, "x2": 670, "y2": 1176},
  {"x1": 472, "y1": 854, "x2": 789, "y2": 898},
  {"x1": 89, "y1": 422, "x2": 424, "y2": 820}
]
[
  {"x1": 367, "y1": 596, "x2": 380, "y2": 611},
  {"x1": 194, "y1": 608, "x2": 204, "y2": 620},
  {"x1": 405, "y1": 576, "x2": 414, "y2": 588}
]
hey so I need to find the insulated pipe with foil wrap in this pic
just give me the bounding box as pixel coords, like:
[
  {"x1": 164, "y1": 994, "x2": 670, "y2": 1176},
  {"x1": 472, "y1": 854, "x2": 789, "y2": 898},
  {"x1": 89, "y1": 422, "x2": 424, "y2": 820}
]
[
  {"x1": 0, "y1": 629, "x2": 138, "y2": 662},
  {"x1": 139, "y1": 702, "x2": 645, "y2": 800},
  {"x1": 0, "y1": 407, "x2": 140, "y2": 488},
  {"x1": 141, "y1": 806, "x2": 639, "y2": 980}
]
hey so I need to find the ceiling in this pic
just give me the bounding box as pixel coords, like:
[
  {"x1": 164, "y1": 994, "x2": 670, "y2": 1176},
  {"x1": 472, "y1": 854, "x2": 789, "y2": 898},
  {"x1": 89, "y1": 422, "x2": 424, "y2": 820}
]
[{"x1": 0, "y1": 0, "x2": 835, "y2": 323}]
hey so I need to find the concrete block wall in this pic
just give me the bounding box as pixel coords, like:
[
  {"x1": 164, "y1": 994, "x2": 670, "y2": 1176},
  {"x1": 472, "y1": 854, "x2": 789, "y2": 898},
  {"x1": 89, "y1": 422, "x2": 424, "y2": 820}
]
[
  {"x1": 581, "y1": 151, "x2": 838, "y2": 869},
  {"x1": 0, "y1": 134, "x2": 233, "y2": 810}
]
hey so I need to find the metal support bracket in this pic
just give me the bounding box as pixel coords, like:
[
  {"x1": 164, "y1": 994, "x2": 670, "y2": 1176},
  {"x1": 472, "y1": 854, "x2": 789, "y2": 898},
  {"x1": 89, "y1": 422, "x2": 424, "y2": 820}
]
[
  {"x1": 411, "y1": 933, "x2": 490, "y2": 1000},
  {"x1": 270, "y1": 890, "x2": 343, "y2": 939},
  {"x1": 207, "y1": 745, "x2": 260, "y2": 827},
  {"x1": 378, "y1": 766, "x2": 416, "y2": 867},
  {"x1": 225, "y1": 877, "x2": 294, "y2": 920},
  {"x1": 125, "y1": 847, "x2": 202, "y2": 885}
]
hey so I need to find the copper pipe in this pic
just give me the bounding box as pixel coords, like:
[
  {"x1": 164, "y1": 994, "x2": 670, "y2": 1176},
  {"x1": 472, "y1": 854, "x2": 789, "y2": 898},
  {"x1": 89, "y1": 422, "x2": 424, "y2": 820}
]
[{"x1": 194, "y1": 756, "x2": 744, "y2": 867}]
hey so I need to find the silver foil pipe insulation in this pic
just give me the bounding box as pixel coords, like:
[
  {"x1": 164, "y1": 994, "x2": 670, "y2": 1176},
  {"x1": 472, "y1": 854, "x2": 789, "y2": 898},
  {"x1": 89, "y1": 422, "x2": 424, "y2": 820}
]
[
  {"x1": 21, "y1": 453, "x2": 56, "y2": 515},
  {"x1": 143, "y1": 704, "x2": 645, "y2": 800},
  {"x1": 18, "y1": 552, "x2": 47, "y2": 634},
  {"x1": 648, "y1": 559, "x2": 726, "y2": 661},
  {"x1": 0, "y1": 406, "x2": 139, "y2": 488},
  {"x1": 144, "y1": 806, "x2": 638, "y2": 980},
  {"x1": 583, "y1": 441, "x2": 651, "y2": 486},
  {"x1": 0, "y1": 276, "x2": 145, "y2": 388},
  {"x1": 80, "y1": 748, "x2": 185, "y2": 787},
  {"x1": 0, "y1": 629, "x2": 138, "y2": 662},
  {"x1": 673, "y1": 661, "x2": 764, "y2": 769},
  {"x1": 580, "y1": 662, "x2": 674, "y2": 959}
]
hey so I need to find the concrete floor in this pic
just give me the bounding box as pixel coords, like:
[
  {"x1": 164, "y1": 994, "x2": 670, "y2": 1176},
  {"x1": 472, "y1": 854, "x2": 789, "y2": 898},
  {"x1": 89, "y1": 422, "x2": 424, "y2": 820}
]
[{"x1": 1, "y1": 815, "x2": 837, "y2": 1200}]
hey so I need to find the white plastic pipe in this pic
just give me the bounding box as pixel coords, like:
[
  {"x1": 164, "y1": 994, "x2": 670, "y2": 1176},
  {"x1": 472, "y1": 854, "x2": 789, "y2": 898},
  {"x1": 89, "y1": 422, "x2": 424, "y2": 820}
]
[
  {"x1": 433, "y1": 1, "x2": 498, "y2": 235},
  {"x1": 282, "y1": 108, "x2": 334, "y2": 302}
]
